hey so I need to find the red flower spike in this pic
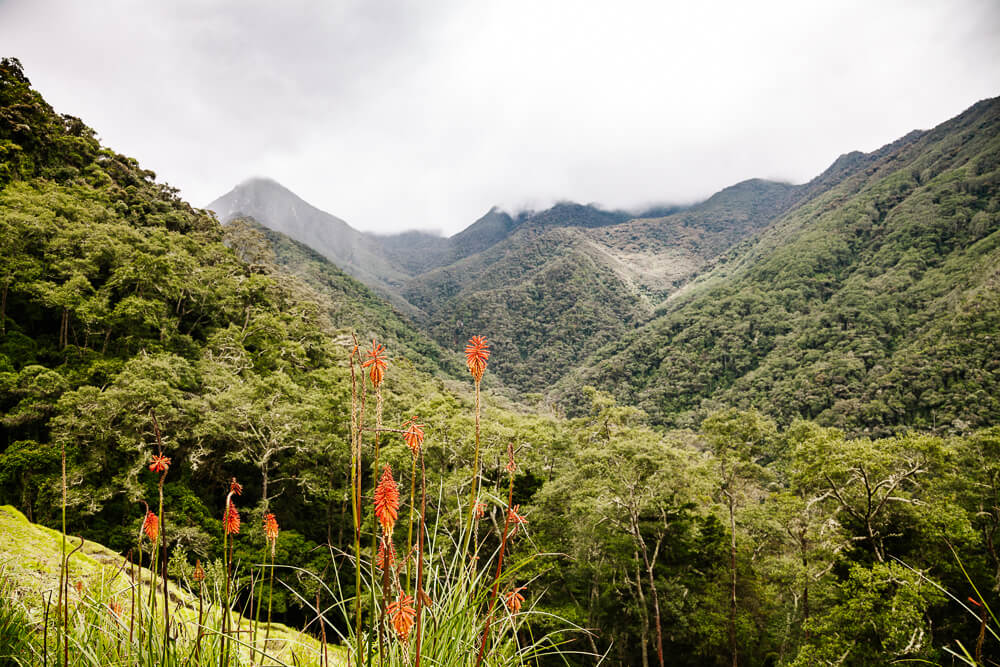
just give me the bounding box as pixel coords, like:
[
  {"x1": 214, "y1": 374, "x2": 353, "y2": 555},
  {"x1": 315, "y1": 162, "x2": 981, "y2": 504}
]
[
  {"x1": 361, "y1": 339, "x2": 388, "y2": 388},
  {"x1": 464, "y1": 336, "x2": 490, "y2": 382},
  {"x1": 142, "y1": 511, "x2": 159, "y2": 542},
  {"x1": 388, "y1": 594, "x2": 416, "y2": 642},
  {"x1": 229, "y1": 478, "x2": 243, "y2": 496},
  {"x1": 402, "y1": 416, "x2": 425, "y2": 456},
  {"x1": 374, "y1": 465, "x2": 400, "y2": 534},
  {"x1": 264, "y1": 513, "x2": 279, "y2": 543},
  {"x1": 474, "y1": 502, "x2": 487, "y2": 519},
  {"x1": 504, "y1": 586, "x2": 526, "y2": 614},
  {"x1": 149, "y1": 454, "x2": 171, "y2": 474},
  {"x1": 223, "y1": 500, "x2": 240, "y2": 535},
  {"x1": 507, "y1": 504, "x2": 528, "y2": 535}
]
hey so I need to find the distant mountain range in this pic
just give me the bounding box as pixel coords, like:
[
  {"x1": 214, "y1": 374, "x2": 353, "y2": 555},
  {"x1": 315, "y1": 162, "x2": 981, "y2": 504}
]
[
  {"x1": 208, "y1": 96, "x2": 1000, "y2": 434},
  {"x1": 555, "y1": 97, "x2": 1000, "y2": 433},
  {"x1": 207, "y1": 177, "x2": 796, "y2": 390}
]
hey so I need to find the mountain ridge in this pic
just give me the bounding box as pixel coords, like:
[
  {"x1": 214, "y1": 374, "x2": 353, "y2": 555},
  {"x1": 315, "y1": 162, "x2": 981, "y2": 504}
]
[{"x1": 552, "y1": 95, "x2": 1000, "y2": 434}]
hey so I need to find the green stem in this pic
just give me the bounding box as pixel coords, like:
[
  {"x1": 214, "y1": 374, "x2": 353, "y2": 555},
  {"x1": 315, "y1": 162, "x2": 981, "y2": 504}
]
[
  {"x1": 220, "y1": 529, "x2": 228, "y2": 667},
  {"x1": 414, "y1": 449, "x2": 427, "y2": 667},
  {"x1": 461, "y1": 380, "x2": 482, "y2": 568},
  {"x1": 371, "y1": 388, "x2": 383, "y2": 666},
  {"x1": 59, "y1": 440, "x2": 67, "y2": 667},
  {"x1": 476, "y1": 471, "x2": 515, "y2": 666},
  {"x1": 158, "y1": 479, "x2": 167, "y2": 663},
  {"x1": 263, "y1": 549, "x2": 275, "y2": 665},
  {"x1": 406, "y1": 455, "x2": 417, "y2": 595},
  {"x1": 195, "y1": 581, "x2": 203, "y2": 664}
]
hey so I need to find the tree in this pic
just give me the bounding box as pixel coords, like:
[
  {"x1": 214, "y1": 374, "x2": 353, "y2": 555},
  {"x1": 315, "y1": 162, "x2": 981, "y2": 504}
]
[{"x1": 703, "y1": 408, "x2": 776, "y2": 667}]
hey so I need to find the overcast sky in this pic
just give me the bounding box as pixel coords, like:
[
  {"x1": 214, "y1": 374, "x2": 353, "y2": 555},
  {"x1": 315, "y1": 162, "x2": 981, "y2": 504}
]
[{"x1": 2, "y1": 0, "x2": 998, "y2": 235}]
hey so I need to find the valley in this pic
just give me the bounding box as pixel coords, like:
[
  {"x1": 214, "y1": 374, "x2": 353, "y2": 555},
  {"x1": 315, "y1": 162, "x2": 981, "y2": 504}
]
[{"x1": 2, "y1": 54, "x2": 1000, "y2": 666}]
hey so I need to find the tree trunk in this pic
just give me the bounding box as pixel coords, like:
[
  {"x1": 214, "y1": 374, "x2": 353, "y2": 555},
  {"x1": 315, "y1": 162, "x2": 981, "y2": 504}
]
[
  {"x1": 634, "y1": 554, "x2": 650, "y2": 667},
  {"x1": 633, "y1": 514, "x2": 664, "y2": 667},
  {"x1": 587, "y1": 575, "x2": 601, "y2": 663},
  {"x1": 1, "y1": 279, "x2": 7, "y2": 335},
  {"x1": 801, "y1": 538, "x2": 810, "y2": 642},
  {"x1": 728, "y1": 493, "x2": 738, "y2": 667}
]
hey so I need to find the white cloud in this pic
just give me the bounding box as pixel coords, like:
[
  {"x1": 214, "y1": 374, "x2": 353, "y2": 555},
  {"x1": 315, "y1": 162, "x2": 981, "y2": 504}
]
[{"x1": 2, "y1": 0, "x2": 998, "y2": 234}]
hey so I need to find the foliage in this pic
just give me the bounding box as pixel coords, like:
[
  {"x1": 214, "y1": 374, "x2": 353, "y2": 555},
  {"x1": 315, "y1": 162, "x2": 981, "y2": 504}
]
[
  {"x1": 3, "y1": 57, "x2": 1000, "y2": 666},
  {"x1": 556, "y1": 97, "x2": 1000, "y2": 436}
]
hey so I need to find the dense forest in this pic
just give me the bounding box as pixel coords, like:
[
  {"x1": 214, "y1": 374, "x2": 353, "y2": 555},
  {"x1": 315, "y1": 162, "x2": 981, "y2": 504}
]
[
  {"x1": 2, "y1": 56, "x2": 1000, "y2": 666},
  {"x1": 557, "y1": 100, "x2": 1000, "y2": 434}
]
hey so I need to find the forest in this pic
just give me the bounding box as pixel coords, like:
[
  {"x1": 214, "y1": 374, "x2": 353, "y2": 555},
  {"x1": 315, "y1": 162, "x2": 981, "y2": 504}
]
[{"x1": 2, "y1": 55, "x2": 1000, "y2": 666}]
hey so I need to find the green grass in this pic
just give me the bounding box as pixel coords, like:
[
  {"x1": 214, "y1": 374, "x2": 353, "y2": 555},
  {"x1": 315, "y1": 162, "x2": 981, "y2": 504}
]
[
  {"x1": 0, "y1": 499, "x2": 586, "y2": 667},
  {"x1": 0, "y1": 505, "x2": 336, "y2": 666}
]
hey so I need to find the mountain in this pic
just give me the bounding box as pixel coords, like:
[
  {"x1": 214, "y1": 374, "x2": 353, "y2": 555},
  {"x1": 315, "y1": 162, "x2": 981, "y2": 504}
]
[
  {"x1": 232, "y1": 217, "x2": 463, "y2": 377},
  {"x1": 207, "y1": 178, "x2": 423, "y2": 315},
  {"x1": 212, "y1": 181, "x2": 790, "y2": 392},
  {"x1": 397, "y1": 180, "x2": 807, "y2": 390},
  {"x1": 7, "y1": 56, "x2": 1000, "y2": 667},
  {"x1": 554, "y1": 96, "x2": 1000, "y2": 436}
]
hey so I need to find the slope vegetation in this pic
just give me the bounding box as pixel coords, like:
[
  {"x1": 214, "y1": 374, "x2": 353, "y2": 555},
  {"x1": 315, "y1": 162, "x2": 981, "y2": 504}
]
[
  {"x1": 402, "y1": 182, "x2": 801, "y2": 389},
  {"x1": 555, "y1": 96, "x2": 1000, "y2": 435}
]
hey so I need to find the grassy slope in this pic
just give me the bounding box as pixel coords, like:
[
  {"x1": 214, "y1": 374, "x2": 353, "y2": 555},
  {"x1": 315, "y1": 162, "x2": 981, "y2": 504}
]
[
  {"x1": 555, "y1": 96, "x2": 1000, "y2": 435},
  {"x1": 0, "y1": 505, "x2": 337, "y2": 665}
]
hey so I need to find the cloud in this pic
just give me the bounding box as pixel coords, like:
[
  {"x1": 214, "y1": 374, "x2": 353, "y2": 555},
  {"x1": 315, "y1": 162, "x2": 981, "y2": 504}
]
[{"x1": 2, "y1": 0, "x2": 998, "y2": 234}]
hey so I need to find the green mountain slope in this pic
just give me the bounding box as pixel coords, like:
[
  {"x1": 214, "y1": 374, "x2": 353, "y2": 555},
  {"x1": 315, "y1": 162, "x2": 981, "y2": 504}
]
[
  {"x1": 8, "y1": 58, "x2": 1000, "y2": 666},
  {"x1": 402, "y1": 181, "x2": 800, "y2": 390},
  {"x1": 207, "y1": 178, "x2": 423, "y2": 317},
  {"x1": 232, "y1": 217, "x2": 464, "y2": 378},
  {"x1": 554, "y1": 96, "x2": 1000, "y2": 435}
]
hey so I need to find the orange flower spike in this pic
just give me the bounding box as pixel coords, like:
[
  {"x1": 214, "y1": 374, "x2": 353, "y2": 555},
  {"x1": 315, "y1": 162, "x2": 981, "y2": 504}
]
[
  {"x1": 361, "y1": 339, "x2": 388, "y2": 388},
  {"x1": 464, "y1": 336, "x2": 490, "y2": 382},
  {"x1": 264, "y1": 513, "x2": 279, "y2": 556},
  {"x1": 109, "y1": 600, "x2": 124, "y2": 618},
  {"x1": 387, "y1": 594, "x2": 416, "y2": 642},
  {"x1": 142, "y1": 511, "x2": 159, "y2": 542},
  {"x1": 149, "y1": 454, "x2": 171, "y2": 474},
  {"x1": 507, "y1": 504, "x2": 528, "y2": 536},
  {"x1": 192, "y1": 560, "x2": 206, "y2": 582},
  {"x1": 223, "y1": 499, "x2": 241, "y2": 535},
  {"x1": 374, "y1": 465, "x2": 400, "y2": 534},
  {"x1": 264, "y1": 513, "x2": 279, "y2": 543},
  {"x1": 505, "y1": 442, "x2": 516, "y2": 474},
  {"x1": 402, "y1": 416, "x2": 425, "y2": 455},
  {"x1": 504, "y1": 586, "x2": 526, "y2": 614},
  {"x1": 229, "y1": 478, "x2": 243, "y2": 496},
  {"x1": 474, "y1": 502, "x2": 487, "y2": 519}
]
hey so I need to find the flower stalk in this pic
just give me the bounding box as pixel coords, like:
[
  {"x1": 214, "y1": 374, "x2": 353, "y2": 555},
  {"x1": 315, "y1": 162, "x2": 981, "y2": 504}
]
[
  {"x1": 476, "y1": 442, "x2": 518, "y2": 666},
  {"x1": 462, "y1": 336, "x2": 490, "y2": 566}
]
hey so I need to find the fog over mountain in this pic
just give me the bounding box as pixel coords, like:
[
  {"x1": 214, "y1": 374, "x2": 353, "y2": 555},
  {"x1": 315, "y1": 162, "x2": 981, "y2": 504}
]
[{"x1": 3, "y1": 0, "x2": 998, "y2": 233}]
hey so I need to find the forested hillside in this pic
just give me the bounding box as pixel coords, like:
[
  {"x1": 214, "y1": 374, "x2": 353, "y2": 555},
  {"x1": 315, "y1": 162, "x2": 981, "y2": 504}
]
[
  {"x1": 3, "y1": 57, "x2": 1000, "y2": 666},
  {"x1": 230, "y1": 217, "x2": 464, "y2": 378},
  {"x1": 218, "y1": 179, "x2": 798, "y2": 392},
  {"x1": 557, "y1": 97, "x2": 1000, "y2": 436}
]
